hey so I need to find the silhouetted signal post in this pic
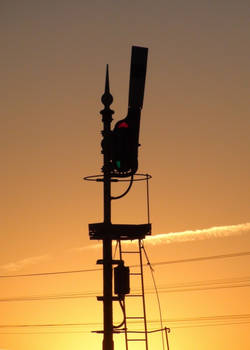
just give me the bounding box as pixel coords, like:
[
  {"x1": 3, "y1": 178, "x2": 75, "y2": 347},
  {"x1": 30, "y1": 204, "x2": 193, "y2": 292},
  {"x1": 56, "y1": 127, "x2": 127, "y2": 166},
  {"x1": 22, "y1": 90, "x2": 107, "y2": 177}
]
[
  {"x1": 100, "y1": 65, "x2": 114, "y2": 350},
  {"x1": 86, "y1": 46, "x2": 150, "y2": 350}
]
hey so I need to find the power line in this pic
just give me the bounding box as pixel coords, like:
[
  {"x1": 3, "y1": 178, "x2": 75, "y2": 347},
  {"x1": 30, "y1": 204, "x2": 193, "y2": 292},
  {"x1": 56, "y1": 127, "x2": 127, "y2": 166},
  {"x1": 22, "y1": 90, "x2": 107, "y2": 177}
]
[
  {"x1": 171, "y1": 320, "x2": 250, "y2": 329},
  {"x1": 0, "y1": 331, "x2": 90, "y2": 335},
  {"x1": 158, "y1": 280, "x2": 250, "y2": 295},
  {"x1": 1, "y1": 321, "x2": 250, "y2": 335},
  {"x1": 0, "y1": 292, "x2": 96, "y2": 302},
  {"x1": 156, "y1": 275, "x2": 250, "y2": 288},
  {"x1": 0, "y1": 322, "x2": 98, "y2": 328},
  {"x1": 156, "y1": 283, "x2": 250, "y2": 294},
  {"x1": 162, "y1": 313, "x2": 250, "y2": 323},
  {"x1": 0, "y1": 267, "x2": 101, "y2": 279},
  {"x1": 0, "y1": 251, "x2": 249, "y2": 279},
  {"x1": 0, "y1": 313, "x2": 249, "y2": 328},
  {"x1": 0, "y1": 276, "x2": 249, "y2": 303},
  {"x1": 150, "y1": 251, "x2": 250, "y2": 268}
]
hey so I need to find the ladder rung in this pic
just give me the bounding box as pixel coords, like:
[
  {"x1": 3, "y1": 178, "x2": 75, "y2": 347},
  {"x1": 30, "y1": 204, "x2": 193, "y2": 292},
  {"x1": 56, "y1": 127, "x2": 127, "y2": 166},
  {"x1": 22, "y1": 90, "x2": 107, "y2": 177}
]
[
  {"x1": 121, "y1": 251, "x2": 140, "y2": 254},
  {"x1": 126, "y1": 294, "x2": 143, "y2": 297},
  {"x1": 127, "y1": 338, "x2": 146, "y2": 341},
  {"x1": 126, "y1": 316, "x2": 144, "y2": 319},
  {"x1": 130, "y1": 273, "x2": 141, "y2": 275}
]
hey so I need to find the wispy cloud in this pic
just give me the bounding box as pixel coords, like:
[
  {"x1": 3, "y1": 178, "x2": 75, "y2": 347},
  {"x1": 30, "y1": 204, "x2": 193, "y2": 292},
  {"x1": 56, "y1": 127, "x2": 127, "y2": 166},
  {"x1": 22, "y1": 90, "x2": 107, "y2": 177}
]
[
  {"x1": 1, "y1": 224, "x2": 248, "y2": 273},
  {"x1": 74, "y1": 223, "x2": 250, "y2": 250},
  {"x1": 140, "y1": 222, "x2": 250, "y2": 245},
  {"x1": 0, "y1": 254, "x2": 50, "y2": 272}
]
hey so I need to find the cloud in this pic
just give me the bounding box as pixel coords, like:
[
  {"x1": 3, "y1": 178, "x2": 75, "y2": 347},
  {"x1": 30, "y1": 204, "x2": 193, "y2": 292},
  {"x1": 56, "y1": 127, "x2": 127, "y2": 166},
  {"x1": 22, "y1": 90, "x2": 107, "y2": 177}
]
[
  {"x1": 70, "y1": 245, "x2": 99, "y2": 252},
  {"x1": 141, "y1": 222, "x2": 250, "y2": 246},
  {"x1": 74, "y1": 223, "x2": 250, "y2": 250},
  {"x1": 0, "y1": 254, "x2": 50, "y2": 272}
]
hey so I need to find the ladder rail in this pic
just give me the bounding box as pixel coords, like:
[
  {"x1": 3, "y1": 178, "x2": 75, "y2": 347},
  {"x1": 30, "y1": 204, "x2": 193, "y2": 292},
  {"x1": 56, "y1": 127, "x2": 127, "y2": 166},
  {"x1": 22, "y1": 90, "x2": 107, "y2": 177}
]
[
  {"x1": 118, "y1": 240, "x2": 129, "y2": 350},
  {"x1": 139, "y1": 239, "x2": 149, "y2": 350},
  {"x1": 118, "y1": 239, "x2": 149, "y2": 350}
]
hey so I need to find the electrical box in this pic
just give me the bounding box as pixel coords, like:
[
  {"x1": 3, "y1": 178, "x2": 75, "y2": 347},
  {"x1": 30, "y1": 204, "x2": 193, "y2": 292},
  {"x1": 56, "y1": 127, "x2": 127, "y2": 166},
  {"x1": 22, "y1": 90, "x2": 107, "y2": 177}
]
[{"x1": 114, "y1": 263, "x2": 130, "y2": 298}]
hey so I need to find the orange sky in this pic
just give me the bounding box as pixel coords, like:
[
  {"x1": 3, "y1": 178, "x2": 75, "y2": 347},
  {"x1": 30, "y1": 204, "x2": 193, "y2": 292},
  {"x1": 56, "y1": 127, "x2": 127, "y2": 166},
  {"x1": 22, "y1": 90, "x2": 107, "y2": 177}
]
[{"x1": 0, "y1": 1, "x2": 249, "y2": 349}]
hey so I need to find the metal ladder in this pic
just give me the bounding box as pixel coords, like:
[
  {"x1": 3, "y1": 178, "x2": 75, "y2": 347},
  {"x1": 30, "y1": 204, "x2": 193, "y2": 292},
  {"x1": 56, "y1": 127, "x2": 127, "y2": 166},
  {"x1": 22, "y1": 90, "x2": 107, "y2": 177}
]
[{"x1": 118, "y1": 239, "x2": 149, "y2": 350}]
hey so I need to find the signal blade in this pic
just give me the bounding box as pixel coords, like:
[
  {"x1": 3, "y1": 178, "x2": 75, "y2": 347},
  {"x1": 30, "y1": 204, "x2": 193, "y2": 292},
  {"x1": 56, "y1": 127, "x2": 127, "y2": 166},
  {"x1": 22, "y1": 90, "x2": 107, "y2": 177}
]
[{"x1": 128, "y1": 46, "x2": 148, "y2": 110}]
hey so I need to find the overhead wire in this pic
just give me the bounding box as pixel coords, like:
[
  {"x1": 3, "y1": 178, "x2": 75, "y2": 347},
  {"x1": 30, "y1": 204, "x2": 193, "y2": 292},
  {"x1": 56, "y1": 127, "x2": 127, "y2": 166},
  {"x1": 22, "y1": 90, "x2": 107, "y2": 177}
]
[
  {"x1": 0, "y1": 331, "x2": 91, "y2": 335},
  {"x1": 170, "y1": 320, "x2": 250, "y2": 329},
  {"x1": 0, "y1": 267, "x2": 101, "y2": 279},
  {"x1": 0, "y1": 313, "x2": 249, "y2": 328},
  {"x1": 156, "y1": 282, "x2": 250, "y2": 294},
  {"x1": 0, "y1": 276, "x2": 249, "y2": 303},
  {"x1": 1, "y1": 321, "x2": 249, "y2": 335},
  {"x1": 0, "y1": 251, "x2": 249, "y2": 279},
  {"x1": 156, "y1": 275, "x2": 250, "y2": 288},
  {"x1": 147, "y1": 251, "x2": 250, "y2": 268}
]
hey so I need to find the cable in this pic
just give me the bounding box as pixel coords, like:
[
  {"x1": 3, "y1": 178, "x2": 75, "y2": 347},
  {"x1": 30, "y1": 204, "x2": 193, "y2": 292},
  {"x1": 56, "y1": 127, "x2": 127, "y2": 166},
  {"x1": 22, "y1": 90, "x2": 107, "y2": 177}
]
[
  {"x1": 113, "y1": 300, "x2": 125, "y2": 329},
  {"x1": 148, "y1": 251, "x2": 250, "y2": 267},
  {"x1": 1, "y1": 321, "x2": 249, "y2": 335},
  {"x1": 155, "y1": 275, "x2": 250, "y2": 288},
  {"x1": 0, "y1": 331, "x2": 91, "y2": 335},
  {"x1": 0, "y1": 322, "x2": 99, "y2": 328},
  {"x1": 0, "y1": 292, "x2": 97, "y2": 302},
  {"x1": 0, "y1": 276, "x2": 249, "y2": 303},
  {"x1": 119, "y1": 320, "x2": 250, "y2": 331},
  {"x1": 1, "y1": 321, "x2": 250, "y2": 335},
  {"x1": 0, "y1": 282, "x2": 248, "y2": 303},
  {"x1": 0, "y1": 267, "x2": 101, "y2": 279},
  {"x1": 0, "y1": 251, "x2": 249, "y2": 279},
  {"x1": 156, "y1": 282, "x2": 250, "y2": 294},
  {"x1": 171, "y1": 320, "x2": 250, "y2": 329},
  {"x1": 111, "y1": 175, "x2": 134, "y2": 200},
  {"x1": 0, "y1": 314, "x2": 249, "y2": 328},
  {"x1": 162, "y1": 314, "x2": 250, "y2": 323},
  {"x1": 141, "y1": 242, "x2": 165, "y2": 350}
]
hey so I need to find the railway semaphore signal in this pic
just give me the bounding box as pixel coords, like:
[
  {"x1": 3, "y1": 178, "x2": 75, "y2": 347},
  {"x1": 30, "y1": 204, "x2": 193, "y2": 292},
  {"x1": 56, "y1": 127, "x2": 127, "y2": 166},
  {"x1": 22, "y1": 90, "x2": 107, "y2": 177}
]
[
  {"x1": 110, "y1": 46, "x2": 148, "y2": 177},
  {"x1": 83, "y1": 46, "x2": 172, "y2": 350}
]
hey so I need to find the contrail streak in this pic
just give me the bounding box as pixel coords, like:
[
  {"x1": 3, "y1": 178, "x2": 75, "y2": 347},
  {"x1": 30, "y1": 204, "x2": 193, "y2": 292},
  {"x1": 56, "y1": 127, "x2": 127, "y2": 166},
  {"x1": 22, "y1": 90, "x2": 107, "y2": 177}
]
[
  {"x1": 143, "y1": 222, "x2": 250, "y2": 246},
  {"x1": 0, "y1": 255, "x2": 50, "y2": 272}
]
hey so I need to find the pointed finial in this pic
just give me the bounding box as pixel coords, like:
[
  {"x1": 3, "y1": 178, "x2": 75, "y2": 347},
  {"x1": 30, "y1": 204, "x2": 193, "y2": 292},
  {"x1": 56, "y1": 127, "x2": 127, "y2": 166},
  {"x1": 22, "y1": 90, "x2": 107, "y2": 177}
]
[
  {"x1": 105, "y1": 64, "x2": 110, "y2": 94},
  {"x1": 101, "y1": 64, "x2": 113, "y2": 107}
]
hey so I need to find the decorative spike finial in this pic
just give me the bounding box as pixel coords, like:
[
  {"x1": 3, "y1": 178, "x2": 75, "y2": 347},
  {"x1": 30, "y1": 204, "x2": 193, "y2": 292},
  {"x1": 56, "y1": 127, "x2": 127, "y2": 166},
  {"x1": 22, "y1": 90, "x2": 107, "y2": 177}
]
[
  {"x1": 105, "y1": 64, "x2": 110, "y2": 94},
  {"x1": 101, "y1": 64, "x2": 113, "y2": 107}
]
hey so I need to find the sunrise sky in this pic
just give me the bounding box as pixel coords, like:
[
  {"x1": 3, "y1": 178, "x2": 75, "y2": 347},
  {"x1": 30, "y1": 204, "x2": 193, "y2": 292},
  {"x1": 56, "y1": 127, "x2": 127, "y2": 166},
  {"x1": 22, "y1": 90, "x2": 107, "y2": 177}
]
[{"x1": 1, "y1": 1, "x2": 250, "y2": 349}]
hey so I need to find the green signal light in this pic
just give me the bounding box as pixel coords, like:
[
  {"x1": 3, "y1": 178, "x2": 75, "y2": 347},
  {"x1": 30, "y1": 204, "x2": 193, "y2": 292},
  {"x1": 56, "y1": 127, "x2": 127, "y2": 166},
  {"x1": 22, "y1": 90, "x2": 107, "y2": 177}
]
[{"x1": 116, "y1": 160, "x2": 121, "y2": 169}]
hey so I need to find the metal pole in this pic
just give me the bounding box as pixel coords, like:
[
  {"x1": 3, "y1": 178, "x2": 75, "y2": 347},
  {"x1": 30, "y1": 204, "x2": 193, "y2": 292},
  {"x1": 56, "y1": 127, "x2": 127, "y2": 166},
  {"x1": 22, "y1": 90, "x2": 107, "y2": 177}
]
[{"x1": 100, "y1": 65, "x2": 114, "y2": 350}]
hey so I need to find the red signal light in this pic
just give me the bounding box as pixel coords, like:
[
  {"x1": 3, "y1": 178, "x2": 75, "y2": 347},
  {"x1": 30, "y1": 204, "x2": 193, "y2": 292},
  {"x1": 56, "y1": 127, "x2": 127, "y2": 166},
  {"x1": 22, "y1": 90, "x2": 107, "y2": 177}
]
[
  {"x1": 111, "y1": 116, "x2": 138, "y2": 175},
  {"x1": 118, "y1": 121, "x2": 129, "y2": 128}
]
